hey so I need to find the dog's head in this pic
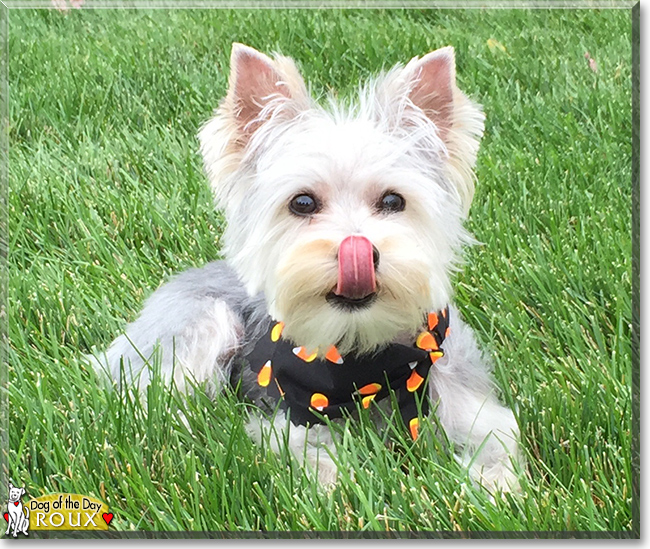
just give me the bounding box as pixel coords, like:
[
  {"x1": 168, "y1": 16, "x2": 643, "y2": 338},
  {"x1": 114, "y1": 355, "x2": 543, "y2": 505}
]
[
  {"x1": 199, "y1": 44, "x2": 484, "y2": 355},
  {"x1": 8, "y1": 483, "x2": 25, "y2": 503}
]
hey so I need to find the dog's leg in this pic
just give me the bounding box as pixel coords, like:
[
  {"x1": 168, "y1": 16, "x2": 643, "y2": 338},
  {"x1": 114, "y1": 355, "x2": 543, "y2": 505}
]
[
  {"x1": 5, "y1": 517, "x2": 11, "y2": 536},
  {"x1": 430, "y1": 306, "x2": 525, "y2": 494},
  {"x1": 90, "y1": 300, "x2": 242, "y2": 395},
  {"x1": 246, "y1": 413, "x2": 339, "y2": 488},
  {"x1": 88, "y1": 262, "x2": 247, "y2": 395}
]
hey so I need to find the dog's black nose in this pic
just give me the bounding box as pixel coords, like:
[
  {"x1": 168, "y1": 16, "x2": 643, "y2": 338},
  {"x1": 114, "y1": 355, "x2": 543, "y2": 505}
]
[{"x1": 372, "y1": 246, "x2": 380, "y2": 269}]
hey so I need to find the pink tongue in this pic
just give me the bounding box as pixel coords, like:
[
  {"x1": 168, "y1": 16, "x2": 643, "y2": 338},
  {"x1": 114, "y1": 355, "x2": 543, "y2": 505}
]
[{"x1": 335, "y1": 235, "x2": 376, "y2": 299}]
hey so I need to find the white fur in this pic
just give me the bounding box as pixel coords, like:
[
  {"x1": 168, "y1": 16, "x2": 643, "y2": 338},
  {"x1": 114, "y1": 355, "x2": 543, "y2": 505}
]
[
  {"x1": 90, "y1": 269, "x2": 244, "y2": 395},
  {"x1": 94, "y1": 44, "x2": 524, "y2": 495},
  {"x1": 246, "y1": 413, "x2": 339, "y2": 488},
  {"x1": 430, "y1": 307, "x2": 524, "y2": 493},
  {"x1": 198, "y1": 47, "x2": 478, "y2": 356}
]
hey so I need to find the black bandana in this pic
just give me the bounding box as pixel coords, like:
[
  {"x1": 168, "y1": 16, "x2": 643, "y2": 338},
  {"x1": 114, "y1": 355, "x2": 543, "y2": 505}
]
[{"x1": 245, "y1": 307, "x2": 450, "y2": 441}]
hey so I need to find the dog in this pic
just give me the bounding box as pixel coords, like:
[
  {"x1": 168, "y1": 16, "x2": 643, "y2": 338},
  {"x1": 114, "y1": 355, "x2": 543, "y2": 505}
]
[
  {"x1": 5, "y1": 483, "x2": 29, "y2": 537},
  {"x1": 90, "y1": 43, "x2": 524, "y2": 493}
]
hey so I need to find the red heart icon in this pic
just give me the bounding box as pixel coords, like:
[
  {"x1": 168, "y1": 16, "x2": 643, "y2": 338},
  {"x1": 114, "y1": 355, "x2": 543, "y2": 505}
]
[
  {"x1": 3, "y1": 512, "x2": 8, "y2": 522},
  {"x1": 102, "y1": 512, "x2": 113, "y2": 526},
  {"x1": 14, "y1": 502, "x2": 19, "y2": 506}
]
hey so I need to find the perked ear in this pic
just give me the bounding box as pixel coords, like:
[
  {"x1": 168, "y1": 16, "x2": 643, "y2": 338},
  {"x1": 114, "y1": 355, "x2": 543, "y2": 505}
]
[
  {"x1": 224, "y1": 43, "x2": 309, "y2": 139},
  {"x1": 199, "y1": 43, "x2": 310, "y2": 209},
  {"x1": 404, "y1": 47, "x2": 456, "y2": 141},
  {"x1": 382, "y1": 47, "x2": 485, "y2": 214}
]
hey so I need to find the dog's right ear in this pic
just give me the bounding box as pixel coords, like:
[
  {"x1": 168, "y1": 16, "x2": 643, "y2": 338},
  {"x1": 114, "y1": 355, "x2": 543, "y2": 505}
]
[
  {"x1": 199, "y1": 44, "x2": 310, "y2": 209},
  {"x1": 224, "y1": 43, "x2": 309, "y2": 140},
  {"x1": 8, "y1": 482, "x2": 13, "y2": 490}
]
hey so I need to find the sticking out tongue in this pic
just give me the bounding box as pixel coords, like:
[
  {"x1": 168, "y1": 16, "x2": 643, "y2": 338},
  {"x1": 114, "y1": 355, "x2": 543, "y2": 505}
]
[{"x1": 335, "y1": 235, "x2": 376, "y2": 300}]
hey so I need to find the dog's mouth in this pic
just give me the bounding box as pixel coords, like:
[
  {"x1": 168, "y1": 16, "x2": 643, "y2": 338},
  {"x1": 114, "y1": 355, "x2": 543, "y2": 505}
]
[
  {"x1": 327, "y1": 235, "x2": 378, "y2": 311},
  {"x1": 326, "y1": 290, "x2": 377, "y2": 311}
]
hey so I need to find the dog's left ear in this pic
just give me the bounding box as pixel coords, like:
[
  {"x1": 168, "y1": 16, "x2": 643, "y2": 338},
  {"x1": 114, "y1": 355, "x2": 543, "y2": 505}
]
[
  {"x1": 378, "y1": 47, "x2": 485, "y2": 214},
  {"x1": 403, "y1": 47, "x2": 457, "y2": 141}
]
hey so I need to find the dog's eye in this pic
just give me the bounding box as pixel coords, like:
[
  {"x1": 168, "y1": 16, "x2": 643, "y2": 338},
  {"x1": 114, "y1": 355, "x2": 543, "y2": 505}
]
[
  {"x1": 289, "y1": 194, "x2": 319, "y2": 216},
  {"x1": 378, "y1": 192, "x2": 405, "y2": 213}
]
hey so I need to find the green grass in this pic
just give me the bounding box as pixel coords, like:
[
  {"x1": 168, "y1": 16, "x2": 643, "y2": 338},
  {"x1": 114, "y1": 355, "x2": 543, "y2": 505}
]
[{"x1": 5, "y1": 7, "x2": 634, "y2": 535}]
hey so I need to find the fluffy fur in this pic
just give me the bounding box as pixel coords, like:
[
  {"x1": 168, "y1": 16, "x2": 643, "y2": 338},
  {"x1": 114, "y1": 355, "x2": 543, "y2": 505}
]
[{"x1": 90, "y1": 44, "x2": 524, "y2": 494}]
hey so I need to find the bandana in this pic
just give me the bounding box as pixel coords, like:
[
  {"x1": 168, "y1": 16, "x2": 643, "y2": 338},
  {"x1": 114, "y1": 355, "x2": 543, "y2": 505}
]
[{"x1": 245, "y1": 307, "x2": 449, "y2": 441}]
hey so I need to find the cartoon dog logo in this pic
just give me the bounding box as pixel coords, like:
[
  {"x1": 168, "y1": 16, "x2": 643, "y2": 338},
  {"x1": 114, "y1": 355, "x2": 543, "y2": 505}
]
[{"x1": 4, "y1": 483, "x2": 29, "y2": 537}]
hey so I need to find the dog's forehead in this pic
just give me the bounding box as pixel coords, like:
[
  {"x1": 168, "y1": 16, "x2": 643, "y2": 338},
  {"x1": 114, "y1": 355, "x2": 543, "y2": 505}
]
[{"x1": 260, "y1": 117, "x2": 414, "y2": 194}]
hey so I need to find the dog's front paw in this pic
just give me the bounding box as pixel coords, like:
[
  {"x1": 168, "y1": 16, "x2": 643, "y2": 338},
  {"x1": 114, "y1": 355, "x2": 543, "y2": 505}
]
[
  {"x1": 469, "y1": 459, "x2": 522, "y2": 496},
  {"x1": 457, "y1": 446, "x2": 525, "y2": 497},
  {"x1": 306, "y1": 453, "x2": 339, "y2": 490}
]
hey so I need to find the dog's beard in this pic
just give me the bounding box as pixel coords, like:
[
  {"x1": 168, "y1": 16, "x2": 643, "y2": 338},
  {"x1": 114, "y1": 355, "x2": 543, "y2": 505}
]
[{"x1": 269, "y1": 235, "x2": 439, "y2": 357}]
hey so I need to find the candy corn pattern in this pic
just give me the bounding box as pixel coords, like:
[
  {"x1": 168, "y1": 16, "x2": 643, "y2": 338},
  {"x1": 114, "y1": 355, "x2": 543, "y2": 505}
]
[
  {"x1": 357, "y1": 382, "x2": 382, "y2": 409},
  {"x1": 246, "y1": 306, "x2": 449, "y2": 442},
  {"x1": 292, "y1": 346, "x2": 318, "y2": 362},
  {"x1": 358, "y1": 382, "x2": 382, "y2": 395},
  {"x1": 325, "y1": 345, "x2": 344, "y2": 364},
  {"x1": 416, "y1": 331, "x2": 439, "y2": 351},
  {"x1": 257, "y1": 360, "x2": 272, "y2": 387},
  {"x1": 409, "y1": 417, "x2": 420, "y2": 441},
  {"x1": 428, "y1": 312, "x2": 439, "y2": 331},
  {"x1": 310, "y1": 393, "x2": 329, "y2": 411},
  {"x1": 406, "y1": 370, "x2": 424, "y2": 392},
  {"x1": 271, "y1": 322, "x2": 284, "y2": 342}
]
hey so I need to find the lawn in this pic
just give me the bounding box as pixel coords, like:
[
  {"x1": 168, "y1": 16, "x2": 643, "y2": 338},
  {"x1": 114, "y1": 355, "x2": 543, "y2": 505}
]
[{"x1": 4, "y1": 5, "x2": 636, "y2": 536}]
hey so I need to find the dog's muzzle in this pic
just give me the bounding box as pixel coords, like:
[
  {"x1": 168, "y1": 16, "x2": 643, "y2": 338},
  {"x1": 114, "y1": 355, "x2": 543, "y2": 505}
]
[{"x1": 333, "y1": 235, "x2": 378, "y2": 301}]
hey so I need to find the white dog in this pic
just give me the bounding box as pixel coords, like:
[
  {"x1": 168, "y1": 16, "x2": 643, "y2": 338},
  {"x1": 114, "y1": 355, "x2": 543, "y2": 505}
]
[
  {"x1": 91, "y1": 44, "x2": 525, "y2": 494},
  {"x1": 5, "y1": 483, "x2": 29, "y2": 537}
]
